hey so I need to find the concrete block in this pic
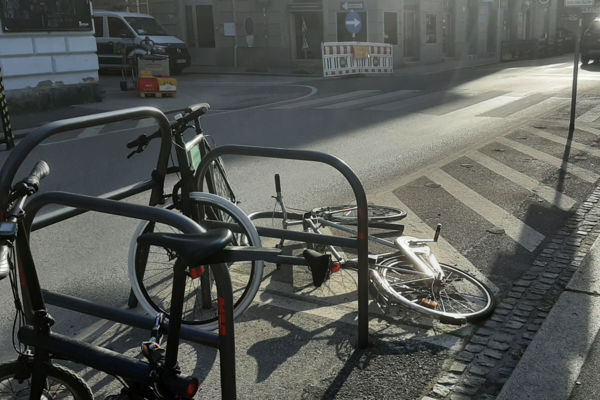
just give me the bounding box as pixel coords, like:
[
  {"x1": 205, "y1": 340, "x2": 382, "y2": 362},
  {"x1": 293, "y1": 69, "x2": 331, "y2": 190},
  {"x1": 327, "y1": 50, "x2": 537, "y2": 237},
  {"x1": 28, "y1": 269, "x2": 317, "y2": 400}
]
[
  {"x1": 53, "y1": 54, "x2": 98, "y2": 73},
  {"x1": 33, "y1": 37, "x2": 67, "y2": 54},
  {"x1": 1, "y1": 56, "x2": 53, "y2": 77},
  {"x1": 66, "y1": 36, "x2": 97, "y2": 52},
  {"x1": 0, "y1": 37, "x2": 34, "y2": 56}
]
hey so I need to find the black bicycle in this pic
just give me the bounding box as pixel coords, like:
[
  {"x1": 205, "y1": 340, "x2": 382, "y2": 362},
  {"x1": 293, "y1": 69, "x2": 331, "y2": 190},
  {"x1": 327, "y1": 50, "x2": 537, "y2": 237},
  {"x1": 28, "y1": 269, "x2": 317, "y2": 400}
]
[
  {"x1": 0, "y1": 161, "x2": 238, "y2": 399},
  {"x1": 125, "y1": 103, "x2": 264, "y2": 330}
]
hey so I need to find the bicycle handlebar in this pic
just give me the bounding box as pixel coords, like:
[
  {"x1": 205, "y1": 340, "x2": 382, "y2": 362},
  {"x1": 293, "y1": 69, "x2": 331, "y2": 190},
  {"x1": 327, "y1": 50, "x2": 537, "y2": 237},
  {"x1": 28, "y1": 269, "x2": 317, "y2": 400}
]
[
  {"x1": 7, "y1": 161, "x2": 50, "y2": 206},
  {"x1": 125, "y1": 103, "x2": 210, "y2": 158}
]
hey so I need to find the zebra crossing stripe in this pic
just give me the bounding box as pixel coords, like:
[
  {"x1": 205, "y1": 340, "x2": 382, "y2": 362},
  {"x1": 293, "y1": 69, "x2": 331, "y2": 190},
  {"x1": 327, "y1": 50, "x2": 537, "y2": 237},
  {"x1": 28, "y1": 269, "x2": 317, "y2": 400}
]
[
  {"x1": 478, "y1": 93, "x2": 554, "y2": 118},
  {"x1": 318, "y1": 90, "x2": 421, "y2": 110},
  {"x1": 468, "y1": 151, "x2": 577, "y2": 212},
  {"x1": 273, "y1": 90, "x2": 380, "y2": 109},
  {"x1": 497, "y1": 137, "x2": 600, "y2": 184},
  {"x1": 522, "y1": 126, "x2": 600, "y2": 158},
  {"x1": 369, "y1": 189, "x2": 498, "y2": 292},
  {"x1": 575, "y1": 123, "x2": 600, "y2": 137},
  {"x1": 577, "y1": 104, "x2": 600, "y2": 123},
  {"x1": 426, "y1": 169, "x2": 545, "y2": 252},
  {"x1": 442, "y1": 95, "x2": 518, "y2": 117}
]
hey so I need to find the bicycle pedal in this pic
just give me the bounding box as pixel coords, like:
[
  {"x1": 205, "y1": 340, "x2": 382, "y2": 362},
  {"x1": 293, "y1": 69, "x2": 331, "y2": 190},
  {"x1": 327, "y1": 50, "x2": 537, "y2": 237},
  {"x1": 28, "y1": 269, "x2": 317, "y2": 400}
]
[{"x1": 420, "y1": 298, "x2": 438, "y2": 309}]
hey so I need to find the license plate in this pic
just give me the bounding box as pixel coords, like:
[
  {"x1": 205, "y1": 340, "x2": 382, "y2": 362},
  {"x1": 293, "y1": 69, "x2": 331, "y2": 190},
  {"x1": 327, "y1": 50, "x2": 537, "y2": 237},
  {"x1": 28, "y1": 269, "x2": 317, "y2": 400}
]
[{"x1": 176, "y1": 59, "x2": 186, "y2": 63}]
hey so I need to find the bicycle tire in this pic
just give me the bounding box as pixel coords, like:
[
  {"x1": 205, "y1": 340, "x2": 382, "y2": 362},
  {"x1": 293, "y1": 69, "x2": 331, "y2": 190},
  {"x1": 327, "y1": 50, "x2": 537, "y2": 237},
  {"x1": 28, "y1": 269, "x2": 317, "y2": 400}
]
[
  {"x1": 319, "y1": 204, "x2": 407, "y2": 223},
  {"x1": 128, "y1": 194, "x2": 263, "y2": 330},
  {"x1": 196, "y1": 139, "x2": 236, "y2": 204},
  {"x1": 0, "y1": 359, "x2": 93, "y2": 399},
  {"x1": 373, "y1": 257, "x2": 495, "y2": 323}
]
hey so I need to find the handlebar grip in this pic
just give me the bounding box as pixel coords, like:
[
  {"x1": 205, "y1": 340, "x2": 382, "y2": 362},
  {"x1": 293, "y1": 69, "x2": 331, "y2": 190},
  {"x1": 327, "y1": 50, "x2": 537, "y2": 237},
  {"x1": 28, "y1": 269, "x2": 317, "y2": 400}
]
[
  {"x1": 274, "y1": 174, "x2": 281, "y2": 194},
  {"x1": 25, "y1": 161, "x2": 50, "y2": 189}
]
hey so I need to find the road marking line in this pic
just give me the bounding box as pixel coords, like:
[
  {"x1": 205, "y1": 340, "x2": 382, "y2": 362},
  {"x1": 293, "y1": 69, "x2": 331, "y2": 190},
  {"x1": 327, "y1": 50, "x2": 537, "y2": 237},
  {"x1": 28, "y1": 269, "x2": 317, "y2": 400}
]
[
  {"x1": 478, "y1": 93, "x2": 554, "y2": 118},
  {"x1": 442, "y1": 94, "x2": 518, "y2": 117},
  {"x1": 497, "y1": 136, "x2": 600, "y2": 183},
  {"x1": 575, "y1": 122, "x2": 600, "y2": 136},
  {"x1": 469, "y1": 151, "x2": 577, "y2": 211},
  {"x1": 577, "y1": 104, "x2": 600, "y2": 123},
  {"x1": 77, "y1": 125, "x2": 104, "y2": 138},
  {"x1": 319, "y1": 90, "x2": 421, "y2": 109},
  {"x1": 426, "y1": 169, "x2": 545, "y2": 252},
  {"x1": 522, "y1": 126, "x2": 600, "y2": 158},
  {"x1": 369, "y1": 190, "x2": 498, "y2": 292},
  {"x1": 364, "y1": 91, "x2": 443, "y2": 112},
  {"x1": 134, "y1": 118, "x2": 155, "y2": 129},
  {"x1": 273, "y1": 90, "x2": 379, "y2": 109},
  {"x1": 507, "y1": 96, "x2": 567, "y2": 120}
]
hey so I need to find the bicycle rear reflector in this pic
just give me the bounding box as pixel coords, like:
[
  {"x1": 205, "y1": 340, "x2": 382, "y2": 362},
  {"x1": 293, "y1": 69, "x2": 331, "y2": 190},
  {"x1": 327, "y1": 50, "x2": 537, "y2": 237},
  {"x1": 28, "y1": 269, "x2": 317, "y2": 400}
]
[{"x1": 189, "y1": 266, "x2": 206, "y2": 279}]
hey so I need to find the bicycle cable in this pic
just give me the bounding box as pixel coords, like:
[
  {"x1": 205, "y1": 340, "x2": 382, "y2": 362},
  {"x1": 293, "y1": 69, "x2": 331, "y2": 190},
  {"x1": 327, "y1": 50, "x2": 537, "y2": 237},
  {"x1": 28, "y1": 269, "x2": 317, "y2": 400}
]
[{"x1": 8, "y1": 244, "x2": 26, "y2": 355}]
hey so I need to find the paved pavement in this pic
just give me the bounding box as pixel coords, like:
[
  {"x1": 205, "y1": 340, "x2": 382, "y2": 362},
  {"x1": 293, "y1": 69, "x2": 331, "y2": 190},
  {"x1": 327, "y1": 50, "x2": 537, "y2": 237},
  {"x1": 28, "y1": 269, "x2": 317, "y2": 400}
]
[{"x1": 2, "y1": 54, "x2": 600, "y2": 399}]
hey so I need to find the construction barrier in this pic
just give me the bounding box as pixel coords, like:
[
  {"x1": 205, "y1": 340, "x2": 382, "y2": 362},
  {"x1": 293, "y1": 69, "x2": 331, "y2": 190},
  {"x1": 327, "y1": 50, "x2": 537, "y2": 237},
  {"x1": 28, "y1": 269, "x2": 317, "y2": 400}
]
[
  {"x1": 322, "y1": 42, "x2": 393, "y2": 77},
  {"x1": 0, "y1": 69, "x2": 14, "y2": 150}
]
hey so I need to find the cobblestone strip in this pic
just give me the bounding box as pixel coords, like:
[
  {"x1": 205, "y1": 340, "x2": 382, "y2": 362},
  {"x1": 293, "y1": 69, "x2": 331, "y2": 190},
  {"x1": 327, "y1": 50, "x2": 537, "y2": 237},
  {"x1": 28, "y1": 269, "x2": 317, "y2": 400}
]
[{"x1": 423, "y1": 186, "x2": 600, "y2": 400}]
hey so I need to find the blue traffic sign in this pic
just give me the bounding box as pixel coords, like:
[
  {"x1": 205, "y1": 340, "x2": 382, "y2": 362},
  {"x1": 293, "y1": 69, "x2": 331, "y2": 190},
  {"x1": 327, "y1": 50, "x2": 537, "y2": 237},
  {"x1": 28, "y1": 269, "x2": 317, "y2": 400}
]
[{"x1": 345, "y1": 12, "x2": 362, "y2": 34}]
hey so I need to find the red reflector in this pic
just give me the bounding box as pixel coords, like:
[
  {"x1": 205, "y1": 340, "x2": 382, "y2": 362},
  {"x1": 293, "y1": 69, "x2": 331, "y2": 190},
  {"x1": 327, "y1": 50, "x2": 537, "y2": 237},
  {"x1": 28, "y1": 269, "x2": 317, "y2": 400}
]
[
  {"x1": 189, "y1": 266, "x2": 205, "y2": 279},
  {"x1": 331, "y1": 263, "x2": 342, "y2": 273},
  {"x1": 187, "y1": 378, "x2": 199, "y2": 397}
]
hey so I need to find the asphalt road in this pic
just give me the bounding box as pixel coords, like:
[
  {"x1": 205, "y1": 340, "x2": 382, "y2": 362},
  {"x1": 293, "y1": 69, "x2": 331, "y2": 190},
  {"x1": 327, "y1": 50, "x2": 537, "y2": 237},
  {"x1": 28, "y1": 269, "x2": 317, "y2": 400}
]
[{"x1": 1, "y1": 53, "x2": 600, "y2": 398}]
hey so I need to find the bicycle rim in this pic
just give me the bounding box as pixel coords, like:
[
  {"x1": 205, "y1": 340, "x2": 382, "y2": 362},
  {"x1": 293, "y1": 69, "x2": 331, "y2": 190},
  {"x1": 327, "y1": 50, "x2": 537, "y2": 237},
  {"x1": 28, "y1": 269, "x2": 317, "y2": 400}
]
[
  {"x1": 377, "y1": 257, "x2": 495, "y2": 323},
  {"x1": 128, "y1": 199, "x2": 263, "y2": 328},
  {"x1": 325, "y1": 204, "x2": 406, "y2": 223}
]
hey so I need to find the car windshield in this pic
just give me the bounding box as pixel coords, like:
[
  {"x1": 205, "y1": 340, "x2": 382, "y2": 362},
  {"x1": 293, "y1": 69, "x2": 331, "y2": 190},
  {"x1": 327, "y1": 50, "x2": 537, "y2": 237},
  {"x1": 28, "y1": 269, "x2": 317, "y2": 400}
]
[{"x1": 124, "y1": 17, "x2": 168, "y2": 36}]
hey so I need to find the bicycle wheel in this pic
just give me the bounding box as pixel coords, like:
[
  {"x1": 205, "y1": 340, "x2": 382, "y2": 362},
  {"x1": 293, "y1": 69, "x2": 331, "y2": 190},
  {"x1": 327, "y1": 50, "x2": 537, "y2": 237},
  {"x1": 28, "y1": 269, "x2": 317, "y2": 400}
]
[
  {"x1": 196, "y1": 139, "x2": 236, "y2": 204},
  {"x1": 0, "y1": 359, "x2": 93, "y2": 399},
  {"x1": 374, "y1": 257, "x2": 495, "y2": 323},
  {"x1": 128, "y1": 194, "x2": 263, "y2": 330},
  {"x1": 320, "y1": 204, "x2": 406, "y2": 223}
]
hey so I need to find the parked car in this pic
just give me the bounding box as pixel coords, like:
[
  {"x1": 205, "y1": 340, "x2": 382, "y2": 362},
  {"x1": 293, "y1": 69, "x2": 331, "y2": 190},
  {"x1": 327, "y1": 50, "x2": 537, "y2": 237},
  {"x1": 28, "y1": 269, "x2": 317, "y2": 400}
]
[
  {"x1": 93, "y1": 10, "x2": 191, "y2": 74},
  {"x1": 581, "y1": 18, "x2": 600, "y2": 65}
]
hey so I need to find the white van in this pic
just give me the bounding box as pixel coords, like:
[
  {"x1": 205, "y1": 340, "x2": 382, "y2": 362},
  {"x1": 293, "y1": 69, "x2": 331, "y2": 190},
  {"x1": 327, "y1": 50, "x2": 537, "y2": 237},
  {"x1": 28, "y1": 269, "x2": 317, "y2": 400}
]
[{"x1": 93, "y1": 10, "x2": 190, "y2": 74}]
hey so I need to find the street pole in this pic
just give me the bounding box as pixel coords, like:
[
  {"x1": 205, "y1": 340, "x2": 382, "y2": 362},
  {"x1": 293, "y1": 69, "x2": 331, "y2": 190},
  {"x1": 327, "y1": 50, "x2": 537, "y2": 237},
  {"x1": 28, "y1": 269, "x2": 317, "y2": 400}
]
[
  {"x1": 231, "y1": 0, "x2": 238, "y2": 68},
  {"x1": 569, "y1": 15, "x2": 582, "y2": 132}
]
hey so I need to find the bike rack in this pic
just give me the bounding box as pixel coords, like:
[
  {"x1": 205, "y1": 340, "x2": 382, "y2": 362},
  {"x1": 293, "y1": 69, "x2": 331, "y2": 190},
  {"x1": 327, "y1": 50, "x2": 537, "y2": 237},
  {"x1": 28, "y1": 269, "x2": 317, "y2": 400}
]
[
  {"x1": 196, "y1": 145, "x2": 371, "y2": 349},
  {"x1": 0, "y1": 107, "x2": 238, "y2": 398},
  {"x1": 23, "y1": 191, "x2": 236, "y2": 398}
]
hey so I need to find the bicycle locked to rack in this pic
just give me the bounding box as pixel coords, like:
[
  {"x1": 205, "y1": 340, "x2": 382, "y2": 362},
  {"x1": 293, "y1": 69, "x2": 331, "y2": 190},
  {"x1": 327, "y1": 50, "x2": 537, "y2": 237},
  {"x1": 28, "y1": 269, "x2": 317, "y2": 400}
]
[
  {"x1": 0, "y1": 106, "x2": 248, "y2": 399},
  {"x1": 249, "y1": 174, "x2": 496, "y2": 325}
]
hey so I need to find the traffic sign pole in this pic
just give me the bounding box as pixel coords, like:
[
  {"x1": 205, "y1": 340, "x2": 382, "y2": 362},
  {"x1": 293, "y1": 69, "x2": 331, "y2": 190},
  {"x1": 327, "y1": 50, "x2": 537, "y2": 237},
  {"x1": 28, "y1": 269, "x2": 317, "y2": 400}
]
[{"x1": 569, "y1": 15, "x2": 583, "y2": 132}]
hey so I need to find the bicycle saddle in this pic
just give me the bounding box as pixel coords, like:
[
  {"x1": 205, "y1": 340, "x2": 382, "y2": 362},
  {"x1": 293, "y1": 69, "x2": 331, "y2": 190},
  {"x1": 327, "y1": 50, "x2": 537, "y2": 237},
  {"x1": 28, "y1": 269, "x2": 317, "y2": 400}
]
[{"x1": 137, "y1": 228, "x2": 232, "y2": 266}]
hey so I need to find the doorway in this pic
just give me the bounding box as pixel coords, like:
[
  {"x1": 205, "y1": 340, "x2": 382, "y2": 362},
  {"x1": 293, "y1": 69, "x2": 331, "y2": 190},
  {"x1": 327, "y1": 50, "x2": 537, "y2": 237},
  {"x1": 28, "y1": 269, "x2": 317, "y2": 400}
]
[
  {"x1": 184, "y1": 1, "x2": 216, "y2": 65},
  {"x1": 404, "y1": 6, "x2": 419, "y2": 59},
  {"x1": 293, "y1": 12, "x2": 323, "y2": 59}
]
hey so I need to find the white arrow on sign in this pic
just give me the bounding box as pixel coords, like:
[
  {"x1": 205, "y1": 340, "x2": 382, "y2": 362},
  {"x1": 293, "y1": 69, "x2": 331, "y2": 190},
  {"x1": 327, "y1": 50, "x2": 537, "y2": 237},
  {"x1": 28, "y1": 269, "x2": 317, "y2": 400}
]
[
  {"x1": 346, "y1": 18, "x2": 360, "y2": 28},
  {"x1": 342, "y1": 1, "x2": 363, "y2": 10}
]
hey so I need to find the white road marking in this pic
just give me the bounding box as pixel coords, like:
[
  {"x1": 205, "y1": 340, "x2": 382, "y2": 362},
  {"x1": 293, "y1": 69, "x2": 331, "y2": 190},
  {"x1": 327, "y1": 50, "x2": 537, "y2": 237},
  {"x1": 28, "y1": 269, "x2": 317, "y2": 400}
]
[
  {"x1": 522, "y1": 126, "x2": 600, "y2": 158},
  {"x1": 273, "y1": 90, "x2": 380, "y2": 109},
  {"x1": 577, "y1": 104, "x2": 600, "y2": 123},
  {"x1": 444, "y1": 95, "x2": 520, "y2": 117},
  {"x1": 77, "y1": 125, "x2": 104, "y2": 139},
  {"x1": 319, "y1": 90, "x2": 422, "y2": 109},
  {"x1": 497, "y1": 136, "x2": 600, "y2": 184},
  {"x1": 426, "y1": 169, "x2": 545, "y2": 252},
  {"x1": 469, "y1": 151, "x2": 577, "y2": 211}
]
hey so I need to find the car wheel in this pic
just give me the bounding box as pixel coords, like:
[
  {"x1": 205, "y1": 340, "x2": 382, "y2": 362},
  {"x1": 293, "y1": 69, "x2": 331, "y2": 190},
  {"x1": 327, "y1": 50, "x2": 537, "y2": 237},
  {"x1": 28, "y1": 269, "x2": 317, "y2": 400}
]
[{"x1": 582, "y1": 55, "x2": 590, "y2": 65}]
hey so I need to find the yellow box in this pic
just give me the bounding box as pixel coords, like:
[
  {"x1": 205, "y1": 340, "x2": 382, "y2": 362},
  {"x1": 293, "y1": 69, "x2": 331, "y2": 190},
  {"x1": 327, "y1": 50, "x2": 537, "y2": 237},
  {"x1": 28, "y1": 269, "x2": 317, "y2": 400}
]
[{"x1": 157, "y1": 77, "x2": 177, "y2": 92}]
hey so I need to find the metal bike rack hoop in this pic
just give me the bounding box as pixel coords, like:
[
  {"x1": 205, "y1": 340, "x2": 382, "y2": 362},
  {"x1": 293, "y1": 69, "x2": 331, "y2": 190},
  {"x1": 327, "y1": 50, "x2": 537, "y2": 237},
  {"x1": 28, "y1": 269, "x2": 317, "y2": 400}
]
[
  {"x1": 196, "y1": 145, "x2": 371, "y2": 349},
  {"x1": 0, "y1": 106, "x2": 172, "y2": 211}
]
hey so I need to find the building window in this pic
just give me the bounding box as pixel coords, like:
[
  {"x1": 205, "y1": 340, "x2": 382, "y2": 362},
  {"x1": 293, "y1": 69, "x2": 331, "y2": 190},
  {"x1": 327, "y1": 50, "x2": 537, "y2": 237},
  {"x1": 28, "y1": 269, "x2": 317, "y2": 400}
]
[
  {"x1": 1, "y1": 0, "x2": 92, "y2": 32},
  {"x1": 384, "y1": 12, "x2": 398, "y2": 45},
  {"x1": 426, "y1": 14, "x2": 437, "y2": 44},
  {"x1": 337, "y1": 12, "x2": 367, "y2": 42}
]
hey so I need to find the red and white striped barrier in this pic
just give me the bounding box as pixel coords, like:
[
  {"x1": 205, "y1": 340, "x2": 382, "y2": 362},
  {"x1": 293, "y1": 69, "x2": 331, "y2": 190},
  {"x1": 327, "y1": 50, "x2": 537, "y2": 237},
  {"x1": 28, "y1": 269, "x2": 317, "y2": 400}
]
[{"x1": 321, "y1": 42, "x2": 393, "y2": 77}]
